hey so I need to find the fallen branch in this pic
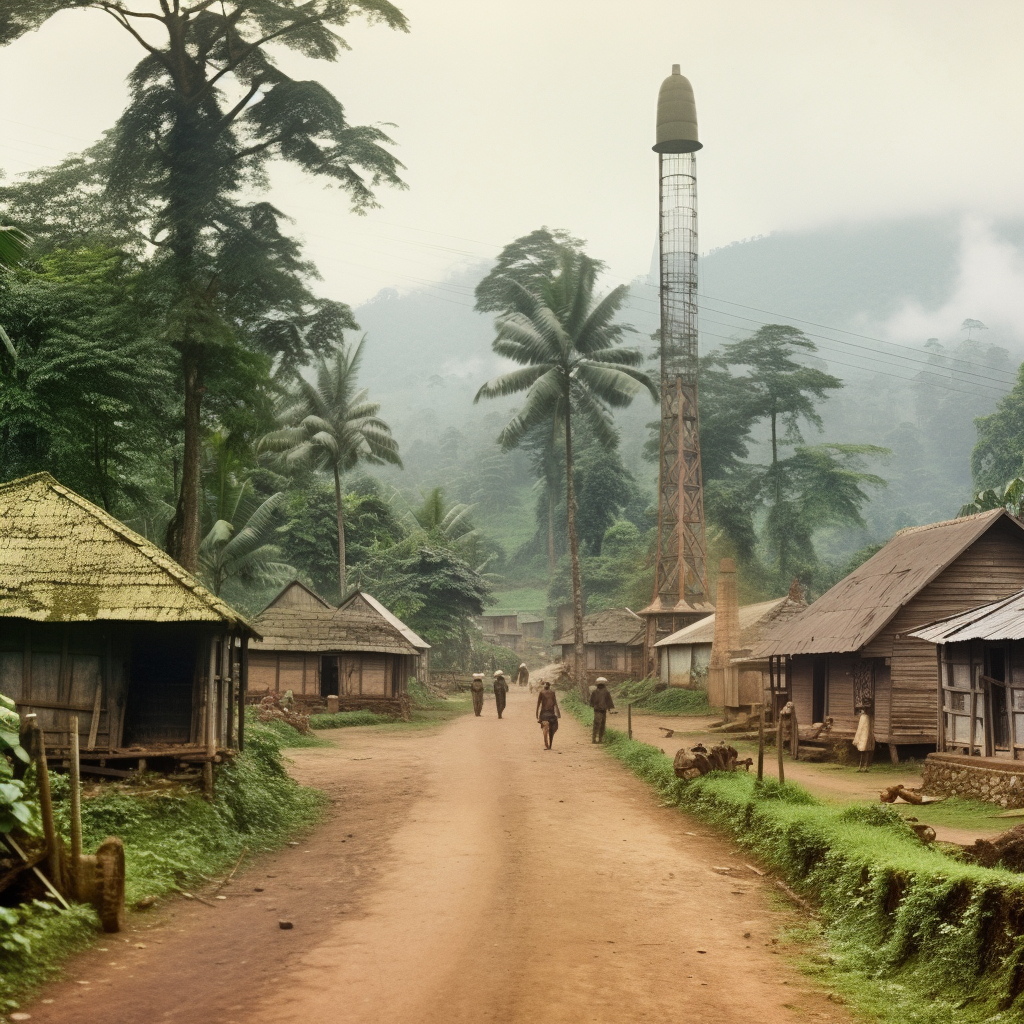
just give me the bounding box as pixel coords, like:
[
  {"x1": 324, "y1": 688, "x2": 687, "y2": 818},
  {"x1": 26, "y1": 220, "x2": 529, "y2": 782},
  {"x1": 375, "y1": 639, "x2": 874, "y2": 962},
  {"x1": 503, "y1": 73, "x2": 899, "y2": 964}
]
[{"x1": 775, "y1": 879, "x2": 817, "y2": 917}]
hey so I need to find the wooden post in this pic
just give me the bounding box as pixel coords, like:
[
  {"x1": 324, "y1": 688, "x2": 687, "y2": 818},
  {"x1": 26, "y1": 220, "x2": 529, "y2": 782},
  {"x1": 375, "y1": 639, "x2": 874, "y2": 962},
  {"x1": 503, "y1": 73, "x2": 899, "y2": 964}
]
[
  {"x1": 776, "y1": 711, "x2": 785, "y2": 785},
  {"x1": 888, "y1": 743, "x2": 900, "y2": 765},
  {"x1": 238, "y1": 636, "x2": 249, "y2": 753},
  {"x1": 29, "y1": 716, "x2": 62, "y2": 891},
  {"x1": 790, "y1": 704, "x2": 800, "y2": 761},
  {"x1": 222, "y1": 633, "x2": 232, "y2": 750},
  {"x1": 206, "y1": 636, "x2": 217, "y2": 758},
  {"x1": 226, "y1": 634, "x2": 235, "y2": 750},
  {"x1": 936, "y1": 645, "x2": 946, "y2": 752},
  {"x1": 69, "y1": 715, "x2": 82, "y2": 896},
  {"x1": 628, "y1": 702, "x2": 632, "y2": 740},
  {"x1": 757, "y1": 704, "x2": 765, "y2": 782}
]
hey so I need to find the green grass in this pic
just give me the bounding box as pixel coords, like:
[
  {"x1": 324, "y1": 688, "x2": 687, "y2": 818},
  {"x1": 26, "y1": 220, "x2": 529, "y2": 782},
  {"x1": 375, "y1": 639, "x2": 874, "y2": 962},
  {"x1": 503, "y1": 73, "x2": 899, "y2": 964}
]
[
  {"x1": 485, "y1": 586, "x2": 548, "y2": 618},
  {"x1": 253, "y1": 714, "x2": 334, "y2": 745},
  {"x1": 890, "y1": 796, "x2": 1009, "y2": 834},
  {"x1": 564, "y1": 693, "x2": 1024, "y2": 1024},
  {"x1": 615, "y1": 678, "x2": 717, "y2": 716},
  {"x1": 0, "y1": 718, "x2": 326, "y2": 1012},
  {"x1": 308, "y1": 709, "x2": 393, "y2": 729}
]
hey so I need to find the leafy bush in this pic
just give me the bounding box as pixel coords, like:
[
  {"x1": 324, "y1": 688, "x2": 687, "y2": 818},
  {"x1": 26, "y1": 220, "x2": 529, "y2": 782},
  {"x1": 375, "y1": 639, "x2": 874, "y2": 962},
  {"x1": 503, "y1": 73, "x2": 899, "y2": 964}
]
[{"x1": 565, "y1": 698, "x2": 1024, "y2": 1022}]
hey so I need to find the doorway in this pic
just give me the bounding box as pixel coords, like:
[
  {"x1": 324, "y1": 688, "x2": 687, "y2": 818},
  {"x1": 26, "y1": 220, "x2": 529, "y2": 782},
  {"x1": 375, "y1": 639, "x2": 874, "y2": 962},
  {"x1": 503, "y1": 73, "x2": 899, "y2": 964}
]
[
  {"x1": 123, "y1": 627, "x2": 199, "y2": 746},
  {"x1": 812, "y1": 657, "x2": 827, "y2": 724},
  {"x1": 320, "y1": 656, "x2": 339, "y2": 697}
]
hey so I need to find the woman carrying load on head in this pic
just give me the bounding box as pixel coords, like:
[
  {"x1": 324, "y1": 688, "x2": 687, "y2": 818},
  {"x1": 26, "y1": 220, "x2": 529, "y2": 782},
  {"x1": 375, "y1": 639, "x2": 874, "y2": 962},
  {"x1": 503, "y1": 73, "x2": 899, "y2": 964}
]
[
  {"x1": 470, "y1": 673, "x2": 485, "y2": 716},
  {"x1": 515, "y1": 663, "x2": 529, "y2": 689}
]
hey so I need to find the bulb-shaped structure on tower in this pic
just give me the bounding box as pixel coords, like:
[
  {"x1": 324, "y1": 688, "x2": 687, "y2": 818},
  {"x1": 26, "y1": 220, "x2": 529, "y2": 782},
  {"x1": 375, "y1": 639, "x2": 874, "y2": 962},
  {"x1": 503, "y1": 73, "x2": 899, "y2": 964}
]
[{"x1": 641, "y1": 65, "x2": 714, "y2": 672}]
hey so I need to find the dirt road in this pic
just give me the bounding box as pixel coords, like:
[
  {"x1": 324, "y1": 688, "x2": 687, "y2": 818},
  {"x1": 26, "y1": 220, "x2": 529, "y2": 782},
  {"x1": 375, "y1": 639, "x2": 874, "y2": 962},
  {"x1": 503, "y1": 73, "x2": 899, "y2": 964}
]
[{"x1": 27, "y1": 692, "x2": 852, "y2": 1024}]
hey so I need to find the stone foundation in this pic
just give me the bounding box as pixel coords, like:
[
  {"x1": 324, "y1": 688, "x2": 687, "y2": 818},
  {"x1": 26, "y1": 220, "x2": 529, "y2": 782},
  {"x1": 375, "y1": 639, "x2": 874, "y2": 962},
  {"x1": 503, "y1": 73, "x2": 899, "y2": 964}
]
[
  {"x1": 246, "y1": 689, "x2": 410, "y2": 720},
  {"x1": 923, "y1": 753, "x2": 1024, "y2": 809}
]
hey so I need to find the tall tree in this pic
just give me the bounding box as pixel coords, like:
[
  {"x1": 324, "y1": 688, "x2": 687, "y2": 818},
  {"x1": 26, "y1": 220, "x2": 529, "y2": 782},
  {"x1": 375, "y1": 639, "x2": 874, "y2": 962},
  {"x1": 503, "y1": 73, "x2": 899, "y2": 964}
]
[
  {"x1": 2, "y1": 1, "x2": 407, "y2": 572},
  {"x1": 475, "y1": 250, "x2": 657, "y2": 695},
  {"x1": 520, "y1": 421, "x2": 564, "y2": 572},
  {"x1": 261, "y1": 337, "x2": 401, "y2": 598},
  {"x1": 0, "y1": 223, "x2": 29, "y2": 359}
]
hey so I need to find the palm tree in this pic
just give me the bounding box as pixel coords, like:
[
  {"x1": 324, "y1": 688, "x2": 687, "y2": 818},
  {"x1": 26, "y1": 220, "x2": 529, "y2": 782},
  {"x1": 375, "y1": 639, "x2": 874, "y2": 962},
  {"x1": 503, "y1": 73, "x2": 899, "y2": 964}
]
[
  {"x1": 261, "y1": 337, "x2": 402, "y2": 598},
  {"x1": 0, "y1": 224, "x2": 30, "y2": 361},
  {"x1": 475, "y1": 251, "x2": 657, "y2": 694},
  {"x1": 197, "y1": 432, "x2": 293, "y2": 596}
]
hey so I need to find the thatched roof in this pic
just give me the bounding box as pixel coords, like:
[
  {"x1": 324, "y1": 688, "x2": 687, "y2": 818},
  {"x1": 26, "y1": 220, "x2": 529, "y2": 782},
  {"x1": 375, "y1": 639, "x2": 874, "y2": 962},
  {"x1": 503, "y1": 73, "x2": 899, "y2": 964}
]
[
  {"x1": 0, "y1": 472, "x2": 252, "y2": 629},
  {"x1": 251, "y1": 582, "x2": 429, "y2": 656},
  {"x1": 752, "y1": 509, "x2": 1023, "y2": 658},
  {"x1": 655, "y1": 596, "x2": 805, "y2": 650},
  {"x1": 555, "y1": 607, "x2": 644, "y2": 647}
]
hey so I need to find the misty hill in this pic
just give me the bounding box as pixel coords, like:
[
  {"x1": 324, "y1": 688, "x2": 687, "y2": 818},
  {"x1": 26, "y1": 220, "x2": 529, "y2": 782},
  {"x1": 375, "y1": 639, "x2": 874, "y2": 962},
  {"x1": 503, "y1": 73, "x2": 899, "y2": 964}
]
[{"x1": 351, "y1": 213, "x2": 1024, "y2": 573}]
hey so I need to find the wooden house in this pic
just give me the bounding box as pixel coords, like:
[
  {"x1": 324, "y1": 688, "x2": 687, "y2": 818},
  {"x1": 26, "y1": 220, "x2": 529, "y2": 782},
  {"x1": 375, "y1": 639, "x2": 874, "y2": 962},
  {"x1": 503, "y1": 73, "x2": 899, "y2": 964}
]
[
  {"x1": 520, "y1": 617, "x2": 545, "y2": 640},
  {"x1": 911, "y1": 589, "x2": 1024, "y2": 759},
  {"x1": 752, "y1": 509, "x2": 1024, "y2": 756},
  {"x1": 477, "y1": 612, "x2": 523, "y2": 652},
  {"x1": 555, "y1": 608, "x2": 645, "y2": 684},
  {"x1": 655, "y1": 595, "x2": 806, "y2": 693},
  {"x1": 248, "y1": 581, "x2": 430, "y2": 715},
  {"x1": 0, "y1": 473, "x2": 256, "y2": 770}
]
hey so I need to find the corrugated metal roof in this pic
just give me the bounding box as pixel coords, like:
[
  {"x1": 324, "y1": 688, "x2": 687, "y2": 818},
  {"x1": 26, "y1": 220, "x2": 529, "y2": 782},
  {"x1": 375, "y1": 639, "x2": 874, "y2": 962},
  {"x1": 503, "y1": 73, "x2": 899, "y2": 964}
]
[
  {"x1": 0, "y1": 472, "x2": 253, "y2": 630},
  {"x1": 910, "y1": 589, "x2": 1024, "y2": 642},
  {"x1": 655, "y1": 596, "x2": 804, "y2": 648},
  {"x1": 751, "y1": 508, "x2": 1020, "y2": 658},
  {"x1": 555, "y1": 607, "x2": 644, "y2": 647},
  {"x1": 251, "y1": 587, "x2": 429, "y2": 655}
]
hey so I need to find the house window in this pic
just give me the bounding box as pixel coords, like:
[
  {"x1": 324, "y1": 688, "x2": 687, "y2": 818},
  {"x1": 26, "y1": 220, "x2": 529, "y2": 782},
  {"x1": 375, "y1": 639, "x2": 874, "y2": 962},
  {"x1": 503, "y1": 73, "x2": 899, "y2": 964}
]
[{"x1": 597, "y1": 647, "x2": 617, "y2": 671}]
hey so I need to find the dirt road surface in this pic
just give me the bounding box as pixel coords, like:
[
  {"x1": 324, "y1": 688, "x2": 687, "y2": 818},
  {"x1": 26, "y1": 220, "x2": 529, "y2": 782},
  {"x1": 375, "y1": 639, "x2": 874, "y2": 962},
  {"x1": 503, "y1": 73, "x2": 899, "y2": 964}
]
[{"x1": 27, "y1": 692, "x2": 854, "y2": 1024}]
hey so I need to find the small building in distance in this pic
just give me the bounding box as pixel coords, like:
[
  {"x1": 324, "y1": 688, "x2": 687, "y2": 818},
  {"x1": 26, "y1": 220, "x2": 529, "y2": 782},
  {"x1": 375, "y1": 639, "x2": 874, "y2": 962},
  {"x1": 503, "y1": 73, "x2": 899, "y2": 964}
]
[
  {"x1": 655, "y1": 590, "x2": 806, "y2": 695},
  {"x1": 752, "y1": 509, "x2": 1024, "y2": 757},
  {"x1": 248, "y1": 581, "x2": 429, "y2": 716},
  {"x1": 520, "y1": 616, "x2": 545, "y2": 640},
  {"x1": 0, "y1": 473, "x2": 255, "y2": 771},
  {"x1": 555, "y1": 608, "x2": 645, "y2": 685},
  {"x1": 477, "y1": 612, "x2": 523, "y2": 652}
]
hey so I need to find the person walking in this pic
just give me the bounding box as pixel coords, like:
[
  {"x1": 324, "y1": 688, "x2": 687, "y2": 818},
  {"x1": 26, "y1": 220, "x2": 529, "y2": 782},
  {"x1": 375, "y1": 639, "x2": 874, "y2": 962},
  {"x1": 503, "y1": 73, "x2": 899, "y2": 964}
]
[
  {"x1": 470, "y1": 673, "x2": 485, "y2": 717},
  {"x1": 493, "y1": 670, "x2": 509, "y2": 719},
  {"x1": 515, "y1": 663, "x2": 529, "y2": 689},
  {"x1": 590, "y1": 677, "x2": 614, "y2": 743},
  {"x1": 536, "y1": 681, "x2": 561, "y2": 749}
]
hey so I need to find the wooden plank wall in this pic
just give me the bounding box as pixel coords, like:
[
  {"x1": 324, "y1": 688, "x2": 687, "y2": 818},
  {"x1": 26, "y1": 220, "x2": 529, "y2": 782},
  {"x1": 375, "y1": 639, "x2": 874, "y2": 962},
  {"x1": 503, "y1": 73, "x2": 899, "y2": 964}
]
[
  {"x1": 861, "y1": 520, "x2": 1024, "y2": 744},
  {"x1": 791, "y1": 657, "x2": 814, "y2": 725},
  {"x1": 248, "y1": 650, "x2": 410, "y2": 699},
  {"x1": 825, "y1": 654, "x2": 859, "y2": 733},
  {"x1": 874, "y1": 662, "x2": 892, "y2": 743},
  {"x1": 247, "y1": 651, "x2": 320, "y2": 695}
]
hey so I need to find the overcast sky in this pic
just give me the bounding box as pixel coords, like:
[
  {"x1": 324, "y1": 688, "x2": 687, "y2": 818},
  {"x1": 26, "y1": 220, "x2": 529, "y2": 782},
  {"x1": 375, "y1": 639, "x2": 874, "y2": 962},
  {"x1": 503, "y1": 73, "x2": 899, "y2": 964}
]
[{"x1": 1, "y1": 0, "x2": 1022, "y2": 309}]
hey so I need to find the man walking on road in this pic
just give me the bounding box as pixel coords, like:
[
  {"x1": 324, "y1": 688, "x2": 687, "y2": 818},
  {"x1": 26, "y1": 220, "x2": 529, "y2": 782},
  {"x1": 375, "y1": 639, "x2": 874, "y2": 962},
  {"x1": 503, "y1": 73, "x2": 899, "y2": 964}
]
[
  {"x1": 493, "y1": 670, "x2": 509, "y2": 718},
  {"x1": 536, "y1": 682, "x2": 561, "y2": 749},
  {"x1": 470, "y1": 673, "x2": 485, "y2": 716},
  {"x1": 590, "y1": 678, "x2": 614, "y2": 743}
]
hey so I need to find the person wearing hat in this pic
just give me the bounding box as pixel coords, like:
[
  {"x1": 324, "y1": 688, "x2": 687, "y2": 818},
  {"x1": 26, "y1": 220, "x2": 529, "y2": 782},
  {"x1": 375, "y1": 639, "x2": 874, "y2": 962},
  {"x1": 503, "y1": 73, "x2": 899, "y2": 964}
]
[
  {"x1": 470, "y1": 673, "x2": 485, "y2": 716},
  {"x1": 589, "y1": 678, "x2": 615, "y2": 743},
  {"x1": 514, "y1": 662, "x2": 529, "y2": 690},
  {"x1": 492, "y1": 670, "x2": 509, "y2": 719}
]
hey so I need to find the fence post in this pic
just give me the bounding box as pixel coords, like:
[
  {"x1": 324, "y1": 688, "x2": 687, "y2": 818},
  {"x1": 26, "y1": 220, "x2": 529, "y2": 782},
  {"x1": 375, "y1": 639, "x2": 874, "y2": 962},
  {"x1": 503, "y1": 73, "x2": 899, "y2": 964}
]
[{"x1": 627, "y1": 702, "x2": 632, "y2": 740}]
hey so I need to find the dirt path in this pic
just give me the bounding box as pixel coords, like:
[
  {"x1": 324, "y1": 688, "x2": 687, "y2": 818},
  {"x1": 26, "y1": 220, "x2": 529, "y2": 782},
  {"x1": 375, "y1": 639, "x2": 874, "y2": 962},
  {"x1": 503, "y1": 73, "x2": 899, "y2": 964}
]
[{"x1": 27, "y1": 693, "x2": 854, "y2": 1024}]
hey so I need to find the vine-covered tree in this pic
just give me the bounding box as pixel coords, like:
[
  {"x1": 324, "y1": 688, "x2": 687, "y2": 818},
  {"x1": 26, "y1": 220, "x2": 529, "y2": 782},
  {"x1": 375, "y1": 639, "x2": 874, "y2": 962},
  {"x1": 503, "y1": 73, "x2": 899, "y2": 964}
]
[{"x1": 1, "y1": 0, "x2": 407, "y2": 572}]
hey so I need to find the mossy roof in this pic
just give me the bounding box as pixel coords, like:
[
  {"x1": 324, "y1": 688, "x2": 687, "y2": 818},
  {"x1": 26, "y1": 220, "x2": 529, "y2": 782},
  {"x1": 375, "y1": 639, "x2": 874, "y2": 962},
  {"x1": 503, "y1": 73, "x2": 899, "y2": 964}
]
[
  {"x1": 250, "y1": 583, "x2": 430, "y2": 656},
  {"x1": 555, "y1": 607, "x2": 645, "y2": 647},
  {"x1": 0, "y1": 472, "x2": 254, "y2": 630}
]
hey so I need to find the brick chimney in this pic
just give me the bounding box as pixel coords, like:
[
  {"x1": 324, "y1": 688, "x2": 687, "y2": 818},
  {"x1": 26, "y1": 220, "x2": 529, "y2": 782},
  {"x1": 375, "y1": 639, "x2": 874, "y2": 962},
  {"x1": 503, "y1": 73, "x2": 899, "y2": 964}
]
[{"x1": 708, "y1": 558, "x2": 740, "y2": 708}]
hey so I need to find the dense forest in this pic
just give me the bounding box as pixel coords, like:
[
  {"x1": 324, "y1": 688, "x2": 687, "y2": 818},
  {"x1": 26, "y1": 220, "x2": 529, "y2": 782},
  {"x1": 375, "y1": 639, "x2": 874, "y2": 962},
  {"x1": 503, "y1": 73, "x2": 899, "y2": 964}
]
[{"x1": 3, "y1": 72, "x2": 1024, "y2": 657}]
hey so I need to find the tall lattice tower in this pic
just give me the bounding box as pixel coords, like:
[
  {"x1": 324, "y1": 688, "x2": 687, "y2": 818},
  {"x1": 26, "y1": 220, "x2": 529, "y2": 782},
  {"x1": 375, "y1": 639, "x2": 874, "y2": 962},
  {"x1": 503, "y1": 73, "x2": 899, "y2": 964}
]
[{"x1": 641, "y1": 65, "x2": 714, "y2": 672}]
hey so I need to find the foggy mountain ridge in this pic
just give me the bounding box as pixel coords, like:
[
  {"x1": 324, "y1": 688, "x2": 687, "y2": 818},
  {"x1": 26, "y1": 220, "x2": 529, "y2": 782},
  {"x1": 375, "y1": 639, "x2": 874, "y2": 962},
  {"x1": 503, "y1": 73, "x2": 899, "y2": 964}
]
[{"x1": 350, "y1": 213, "x2": 1024, "y2": 559}]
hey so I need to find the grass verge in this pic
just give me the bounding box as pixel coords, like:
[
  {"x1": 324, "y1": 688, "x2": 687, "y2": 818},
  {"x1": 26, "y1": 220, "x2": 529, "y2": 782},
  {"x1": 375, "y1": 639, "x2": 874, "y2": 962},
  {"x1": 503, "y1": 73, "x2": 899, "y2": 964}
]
[
  {"x1": 614, "y1": 678, "x2": 718, "y2": 716},
  {"x1": 565, "y1": 693, "x2": 1024, "y2": 1024},
  {"x1": 0, "y1": 718, "x2": 325, "y2": 1014}
]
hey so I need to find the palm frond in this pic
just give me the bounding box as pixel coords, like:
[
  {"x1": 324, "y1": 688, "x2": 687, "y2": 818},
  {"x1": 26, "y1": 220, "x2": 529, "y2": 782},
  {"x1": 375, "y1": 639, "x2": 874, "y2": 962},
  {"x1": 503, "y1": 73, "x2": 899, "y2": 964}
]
[{"x1": 474, "y1": 364, "x2": 550, "y2": 403}]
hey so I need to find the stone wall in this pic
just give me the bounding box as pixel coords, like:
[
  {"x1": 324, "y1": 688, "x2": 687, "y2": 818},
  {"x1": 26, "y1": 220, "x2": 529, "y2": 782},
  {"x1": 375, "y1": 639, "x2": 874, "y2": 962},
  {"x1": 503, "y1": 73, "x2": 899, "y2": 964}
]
[{"x1": 923, "y1": 754, "x2": 1024, "y2": 809}]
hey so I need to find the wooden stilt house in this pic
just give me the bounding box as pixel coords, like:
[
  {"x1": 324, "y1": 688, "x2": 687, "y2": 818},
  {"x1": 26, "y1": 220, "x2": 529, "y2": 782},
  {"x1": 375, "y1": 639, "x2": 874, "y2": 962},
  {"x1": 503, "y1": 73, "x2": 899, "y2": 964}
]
[
  {"x1": 752, "y1": 509, "x2": 1024, "y2": 755},
  {"x1": 247, "y1": 581, "x2": 430, "y2": 715},
  {"x1": 0, "y1": 473, "x2": 257, "y2": 770}
]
